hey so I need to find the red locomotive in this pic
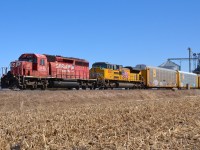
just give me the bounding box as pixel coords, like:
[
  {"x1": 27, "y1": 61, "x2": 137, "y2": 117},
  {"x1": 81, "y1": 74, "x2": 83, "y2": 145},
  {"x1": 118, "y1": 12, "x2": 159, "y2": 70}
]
[{"x1": 1, "y1": 53, "x2": 94, "y2": 89}]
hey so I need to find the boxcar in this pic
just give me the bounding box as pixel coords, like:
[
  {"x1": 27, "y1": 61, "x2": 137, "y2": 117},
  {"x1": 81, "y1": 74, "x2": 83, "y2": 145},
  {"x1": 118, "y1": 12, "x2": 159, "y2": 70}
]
[
  {"x1": 177, "y1": 71, "x2": 198, "y2": 89},
  {"x1": 141, "y1": 66, "x2": 177, "y2": 88}
]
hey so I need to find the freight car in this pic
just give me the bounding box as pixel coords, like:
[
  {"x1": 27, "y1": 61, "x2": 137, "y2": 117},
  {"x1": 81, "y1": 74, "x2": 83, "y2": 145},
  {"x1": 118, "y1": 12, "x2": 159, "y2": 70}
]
[
  {"x1": 141, "y1": 66, "x2": 178, "y2": 88},
  {"x1": 1, "y1": 53, "x2": 96, "y2": 89},
  {"x1": 140, "y1": 66, "x2": 199, "y2": 89},
  {"x1": 178, "y1": 71, "x2": 198, "y2": 89}
]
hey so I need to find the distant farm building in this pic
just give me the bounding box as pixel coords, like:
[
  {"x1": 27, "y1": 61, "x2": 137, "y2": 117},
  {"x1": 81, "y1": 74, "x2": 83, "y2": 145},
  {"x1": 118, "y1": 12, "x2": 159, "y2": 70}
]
[{"x1": 159, "y1": 60, "x2": 180, "y2": 71}]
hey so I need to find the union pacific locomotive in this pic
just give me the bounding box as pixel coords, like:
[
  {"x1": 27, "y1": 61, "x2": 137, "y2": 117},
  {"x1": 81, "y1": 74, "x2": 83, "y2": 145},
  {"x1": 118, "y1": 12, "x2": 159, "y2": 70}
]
[{"x1": 1, "y1": 53, "x2": 200, "y2": 90}]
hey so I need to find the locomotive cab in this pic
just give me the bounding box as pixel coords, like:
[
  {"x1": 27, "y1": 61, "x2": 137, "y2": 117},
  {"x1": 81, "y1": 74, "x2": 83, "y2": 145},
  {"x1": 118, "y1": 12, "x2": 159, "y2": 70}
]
[
  {"x1": 92, "y1": 62, "x2": 122, "y2": 70},
  {"x1": 11, "y1": 54, "x2": 48, "y2": 77},
  {"x1": 90, "y1": 62, "x2": 122, "y2": 79}
]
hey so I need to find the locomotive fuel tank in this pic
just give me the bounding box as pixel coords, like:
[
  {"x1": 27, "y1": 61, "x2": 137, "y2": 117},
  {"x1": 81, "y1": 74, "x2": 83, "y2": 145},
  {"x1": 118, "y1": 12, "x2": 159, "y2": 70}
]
[
  {"x1": 51, "y1": 81, "x2": 79, "y2": 88},
  {"x1": 116, "y1": 83, "x2": 134, "y2": 88}
]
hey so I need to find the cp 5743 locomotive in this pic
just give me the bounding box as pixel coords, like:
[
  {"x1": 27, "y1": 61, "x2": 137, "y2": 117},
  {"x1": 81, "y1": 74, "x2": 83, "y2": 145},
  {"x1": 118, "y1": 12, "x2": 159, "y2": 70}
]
[
  {"x1": 1, "y1": 53, "x2": 200, "y2": 90},
  {"x1": 1, "y1": 53, "x2": 95, "y2": 89}
]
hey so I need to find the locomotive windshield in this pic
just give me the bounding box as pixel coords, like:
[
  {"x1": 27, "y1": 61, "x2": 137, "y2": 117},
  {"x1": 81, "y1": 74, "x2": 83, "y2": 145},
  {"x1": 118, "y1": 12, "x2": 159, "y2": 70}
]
[
  {"x1": 19, "y1": 55, "x2": 37, "y2": 63},
  {"x1": 92, "y1": 63, "x2": 108, "y2": 69},
  {"x1": 92, "y1": 62, "x2": 122, "y2": 70}
]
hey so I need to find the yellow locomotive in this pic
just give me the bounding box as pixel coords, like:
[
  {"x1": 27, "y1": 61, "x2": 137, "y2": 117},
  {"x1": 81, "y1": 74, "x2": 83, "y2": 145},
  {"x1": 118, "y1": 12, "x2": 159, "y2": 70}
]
[{"x1": 90, "y1": 62, "x2": 143, "y2": 89}]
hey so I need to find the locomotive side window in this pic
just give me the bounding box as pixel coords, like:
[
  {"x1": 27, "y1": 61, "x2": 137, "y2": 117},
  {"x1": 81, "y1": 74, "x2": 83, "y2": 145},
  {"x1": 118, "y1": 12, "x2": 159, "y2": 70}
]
[
  {"x1": 116, "y1": 65, "x2": 122, "y2": 70},
  {"x1": 108, "y1": 64, "x2": 113, "y2": 69},
  {"x1": 33, "y1": 58, "x2": 37, "y2": 63},
  {"x1": 40, "y1": 59, "x2": 45, "y2": 66}
]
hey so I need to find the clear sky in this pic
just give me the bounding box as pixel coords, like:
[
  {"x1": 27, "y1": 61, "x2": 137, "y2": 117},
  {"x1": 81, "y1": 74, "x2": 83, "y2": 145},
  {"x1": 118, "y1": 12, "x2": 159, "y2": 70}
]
[{"x1": 0, "y1": 0, "x2": 200, "y2": 73}]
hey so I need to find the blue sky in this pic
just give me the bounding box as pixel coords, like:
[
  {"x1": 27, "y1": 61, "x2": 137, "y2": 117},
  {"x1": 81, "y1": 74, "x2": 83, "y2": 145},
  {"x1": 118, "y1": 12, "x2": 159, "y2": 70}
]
[{"x1": 0, "y1": 0, "x2": 200, "y2": 73}]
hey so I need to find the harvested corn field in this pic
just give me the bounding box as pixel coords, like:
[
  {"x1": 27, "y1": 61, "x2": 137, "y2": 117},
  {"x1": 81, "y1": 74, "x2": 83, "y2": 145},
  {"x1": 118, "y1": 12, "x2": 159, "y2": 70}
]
[{"x1": 0, "y1": 90, "x2": 200, "y2": 149}]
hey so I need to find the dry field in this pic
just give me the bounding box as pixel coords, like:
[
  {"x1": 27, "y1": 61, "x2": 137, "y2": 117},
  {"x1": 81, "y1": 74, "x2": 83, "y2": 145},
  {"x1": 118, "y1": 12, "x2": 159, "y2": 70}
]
[{"x1": 0, "y1": 89, "x2": 200, "y2": 150}]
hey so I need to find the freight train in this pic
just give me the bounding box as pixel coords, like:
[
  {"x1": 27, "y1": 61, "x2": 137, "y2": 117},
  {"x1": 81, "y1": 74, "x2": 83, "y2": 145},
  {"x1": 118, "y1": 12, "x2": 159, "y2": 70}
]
[{"x1": 1, "y1": 53, "x2": 200, "y2": 90}]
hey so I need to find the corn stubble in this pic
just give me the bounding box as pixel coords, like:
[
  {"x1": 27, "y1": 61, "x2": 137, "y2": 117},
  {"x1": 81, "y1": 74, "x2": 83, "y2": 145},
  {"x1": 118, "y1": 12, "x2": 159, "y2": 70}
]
[{"x1": 0, "y1": 90, "x2": 200, "y2": 150}]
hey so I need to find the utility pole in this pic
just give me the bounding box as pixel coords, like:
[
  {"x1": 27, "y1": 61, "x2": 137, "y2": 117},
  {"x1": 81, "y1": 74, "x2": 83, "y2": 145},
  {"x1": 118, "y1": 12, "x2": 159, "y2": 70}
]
[{"x1": 188, "y1": 47, "x2": 192, "y2": 72}]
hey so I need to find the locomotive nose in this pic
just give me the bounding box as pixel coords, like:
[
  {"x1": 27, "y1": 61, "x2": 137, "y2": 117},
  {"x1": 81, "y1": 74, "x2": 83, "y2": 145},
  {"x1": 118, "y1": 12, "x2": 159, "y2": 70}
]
[{"x1": 10, "y1": 61, "x2": 23, "y2": 75}]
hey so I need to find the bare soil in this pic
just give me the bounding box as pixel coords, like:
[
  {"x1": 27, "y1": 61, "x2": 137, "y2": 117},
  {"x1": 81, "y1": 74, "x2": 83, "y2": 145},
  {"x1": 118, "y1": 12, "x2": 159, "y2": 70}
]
[{"x1": 0, "y1": 89, "x2": 200, "y2": 149}]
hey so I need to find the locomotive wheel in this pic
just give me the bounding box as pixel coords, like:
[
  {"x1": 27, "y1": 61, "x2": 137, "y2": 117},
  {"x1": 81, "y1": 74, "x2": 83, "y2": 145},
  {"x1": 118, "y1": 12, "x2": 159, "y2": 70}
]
[
  {"x1": 30, "y1": 83, "x2": 38, "y2": 90},
  {"x1": 82, "y1": 86, "x2": 87, "y2": 90},
  {"x1": 10, "y1": 81, "x2": 19, "y2": 90},
  {"x1": 23, "y1": 85, "x2": 27, "y2": 90},
  {"x1": 31, "y1": 85, "x2": 36, "y2": 90},
  {"x1": 41, "y1": 84, "x2": 47, "y2": 90},
  {"x1": 11, "y1": 84, "x2": 18, "y2": 90},
  {"x1": 19, "y1": 84, "x2": 26, "y2": 90},
  {"x1": 89, "y1": 85, "x2": 95, "y2": 90}
]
